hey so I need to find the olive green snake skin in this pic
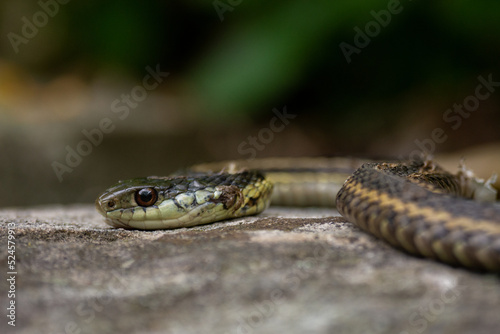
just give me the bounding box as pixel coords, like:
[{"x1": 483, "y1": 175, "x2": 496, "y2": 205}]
[{"x1": 95, "y1": 157, "x2": 500, "y2": 272}]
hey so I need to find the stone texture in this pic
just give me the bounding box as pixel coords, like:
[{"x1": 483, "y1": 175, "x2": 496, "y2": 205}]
[{"x1": 0, "y1": 205, "x2": 499, "y2": 334}]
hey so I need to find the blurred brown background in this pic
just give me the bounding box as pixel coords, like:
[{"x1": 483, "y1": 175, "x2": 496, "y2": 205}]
[{"x1": 1, "y1": 0, "x2": 499, "y2": 206}]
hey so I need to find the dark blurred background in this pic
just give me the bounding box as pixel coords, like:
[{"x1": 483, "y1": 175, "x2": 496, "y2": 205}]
[{"x1": 1, "y1": 0, "x2": 500, "y2": 206}]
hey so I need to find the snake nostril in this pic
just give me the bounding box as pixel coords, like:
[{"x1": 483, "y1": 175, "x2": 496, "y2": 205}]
[{"x1": 107, "y1": 200, "x2": 116, "y2": 209}]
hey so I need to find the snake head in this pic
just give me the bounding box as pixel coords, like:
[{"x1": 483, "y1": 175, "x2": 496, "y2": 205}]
[{"x1": 95, "y1": 171, "x2": 273, "y2": 230}]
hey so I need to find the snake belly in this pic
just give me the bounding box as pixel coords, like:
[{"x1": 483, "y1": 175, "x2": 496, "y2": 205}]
[{"x1": 95, "y1": 157, "x2": 500, "y2": 271}]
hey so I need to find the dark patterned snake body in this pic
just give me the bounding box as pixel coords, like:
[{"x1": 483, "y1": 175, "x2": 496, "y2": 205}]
[{"x1": 96, "y1": 158, "x2": 500, "y2": 272}]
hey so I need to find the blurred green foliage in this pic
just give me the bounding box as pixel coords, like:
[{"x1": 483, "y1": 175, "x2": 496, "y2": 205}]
[
  {"x1": 2, "y1": 0, "x2": 500, "y2": 206},
  {"x1": 2, "y1": 0, "x2": 500, "y2": 120}
]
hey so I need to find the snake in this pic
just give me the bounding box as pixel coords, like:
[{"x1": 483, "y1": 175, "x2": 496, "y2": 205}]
[{"x1": 95, "y1": 157, "x2": 500, "y2": 272}]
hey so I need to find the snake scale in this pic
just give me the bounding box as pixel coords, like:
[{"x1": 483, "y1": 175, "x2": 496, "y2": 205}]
[{"x1": 95, "y1": 157, "x2": 500, "y2": 272}]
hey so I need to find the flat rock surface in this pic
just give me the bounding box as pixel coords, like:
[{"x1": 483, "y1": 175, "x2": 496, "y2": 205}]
[{"x1": 0, "y1": 205, "x2": 499, "y2": 334}]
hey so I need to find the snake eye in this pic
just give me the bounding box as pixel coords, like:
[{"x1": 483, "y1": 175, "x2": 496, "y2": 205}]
[{"x1": 135, "y1": 188, "x2": 158, "y2": 207}]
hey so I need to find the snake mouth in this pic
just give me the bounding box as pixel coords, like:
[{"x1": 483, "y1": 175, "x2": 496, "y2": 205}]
[{"x1": 103, "y1": 217, "x2": 132, "y2": 229}]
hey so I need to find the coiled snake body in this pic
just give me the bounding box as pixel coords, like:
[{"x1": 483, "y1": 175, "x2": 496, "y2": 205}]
[{"x1": 96, "y1": 158, "x2": 500, "y2": 272}]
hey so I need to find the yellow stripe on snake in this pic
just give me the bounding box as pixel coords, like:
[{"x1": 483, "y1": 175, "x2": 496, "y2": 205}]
[{"x1": 95, "y1": 158, "x2": 500, "y2": 272}]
